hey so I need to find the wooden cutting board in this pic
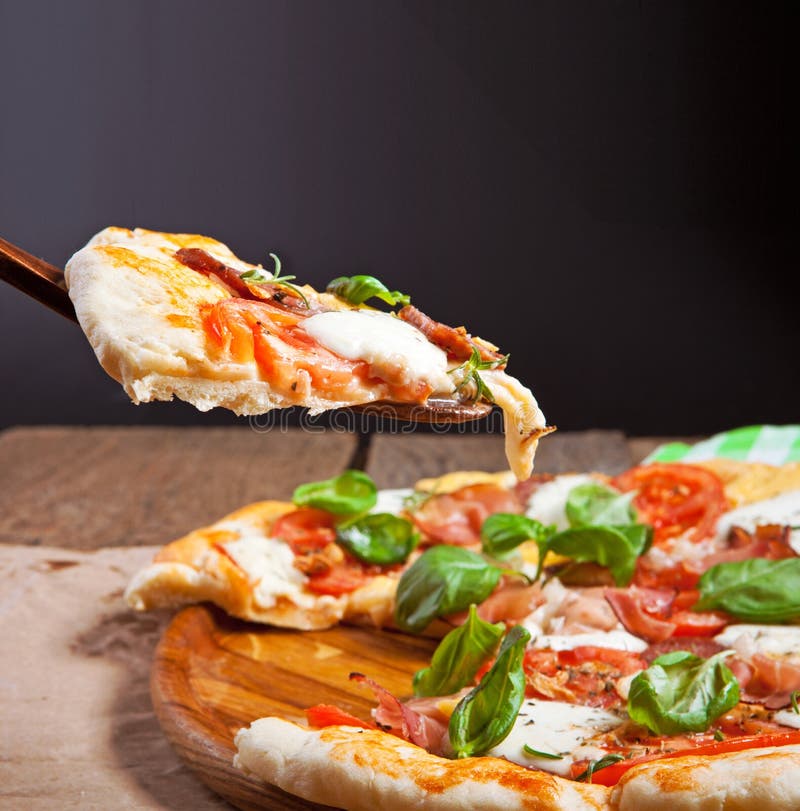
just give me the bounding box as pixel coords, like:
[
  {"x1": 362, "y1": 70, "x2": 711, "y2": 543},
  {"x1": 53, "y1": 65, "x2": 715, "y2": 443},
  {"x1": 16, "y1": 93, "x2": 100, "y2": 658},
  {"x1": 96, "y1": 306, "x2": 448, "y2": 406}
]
[{"x1": 151, "y1": 604, "x2": 438, "y2": 810}]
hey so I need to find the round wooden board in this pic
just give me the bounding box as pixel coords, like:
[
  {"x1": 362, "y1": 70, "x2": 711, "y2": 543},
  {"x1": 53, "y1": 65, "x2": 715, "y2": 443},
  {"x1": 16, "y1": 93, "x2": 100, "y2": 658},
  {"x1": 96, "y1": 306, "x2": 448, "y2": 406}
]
[{"x1": 151, "y1": 604, "x2": 438, "y2": 810}]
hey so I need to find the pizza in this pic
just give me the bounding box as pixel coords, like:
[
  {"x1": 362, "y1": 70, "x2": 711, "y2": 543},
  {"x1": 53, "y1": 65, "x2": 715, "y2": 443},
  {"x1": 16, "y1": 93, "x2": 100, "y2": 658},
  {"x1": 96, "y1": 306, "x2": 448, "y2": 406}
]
[
  {"x1": 125, "y1": 453, "x2": 800, "y2": 808},
  {"x1": 64, "y1": 227, "x2": 551, "y2": 479}
]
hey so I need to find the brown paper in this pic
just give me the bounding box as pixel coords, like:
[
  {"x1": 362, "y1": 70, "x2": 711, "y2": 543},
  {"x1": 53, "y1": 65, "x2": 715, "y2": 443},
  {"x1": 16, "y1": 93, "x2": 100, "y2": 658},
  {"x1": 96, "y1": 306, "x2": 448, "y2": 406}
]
[{"x1": 0, "y1": 545, "x2": 232, "y2": 810}]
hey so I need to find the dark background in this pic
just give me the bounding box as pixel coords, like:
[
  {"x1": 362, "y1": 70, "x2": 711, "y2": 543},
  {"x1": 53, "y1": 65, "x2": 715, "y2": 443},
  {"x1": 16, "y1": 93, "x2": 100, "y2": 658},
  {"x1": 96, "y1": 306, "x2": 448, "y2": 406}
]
[{"x1": 0, "y1": 1, "x2": 796, "y2": 435}]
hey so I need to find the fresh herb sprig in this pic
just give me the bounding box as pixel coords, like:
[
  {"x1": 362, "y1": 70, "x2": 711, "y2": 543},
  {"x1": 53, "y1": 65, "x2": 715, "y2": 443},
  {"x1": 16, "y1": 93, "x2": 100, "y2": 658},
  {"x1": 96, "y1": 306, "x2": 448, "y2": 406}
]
[
  {"x1": 240, "y1": 253, "x2": 309, "y2": 308},
  {"x1": 450, "y1": 347, "x2": 509, "y2": 404},
  {"x1": 574, "y1": 754, "x2": 625, "y2": 783}
]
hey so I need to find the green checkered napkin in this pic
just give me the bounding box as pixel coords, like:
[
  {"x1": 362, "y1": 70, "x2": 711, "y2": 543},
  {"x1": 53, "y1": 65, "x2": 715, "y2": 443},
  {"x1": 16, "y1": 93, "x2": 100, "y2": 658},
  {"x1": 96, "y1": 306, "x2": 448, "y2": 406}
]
[{"x1": 645, "y1": 425, "x2": 800, "y2": 465}]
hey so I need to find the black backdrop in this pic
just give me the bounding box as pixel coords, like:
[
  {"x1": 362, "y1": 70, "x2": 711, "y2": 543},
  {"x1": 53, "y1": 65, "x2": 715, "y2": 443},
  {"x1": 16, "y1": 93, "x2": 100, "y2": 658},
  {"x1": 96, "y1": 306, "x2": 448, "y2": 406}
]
[{"x1": 0, "y1": 1, "x2": 795, "y2": 434}]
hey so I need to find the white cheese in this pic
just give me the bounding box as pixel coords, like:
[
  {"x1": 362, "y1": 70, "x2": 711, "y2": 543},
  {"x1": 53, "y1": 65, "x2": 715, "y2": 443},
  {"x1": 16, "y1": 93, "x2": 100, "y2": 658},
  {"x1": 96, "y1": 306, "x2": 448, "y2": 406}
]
[
  {"x1": 524, "y1": 474, "x2": 598, "y2": 530},
  {"x1": 301, "y1": 310, "x2": 453, "y2": 393},
  {"x1": 222, "y1": 535, "x2": 313, "y2": 609},
  {"x1": 714, "y1": 490, "x2": 800, "y2": 553},
  {"x1": 488, "y1": 699, "x2": 623, "y2": 776},
  {"x1": 714, "y1": 624, "x2": 800, "y2": 657},
  {"x1": 531, "y1": 629, "x2": 648, "y2": 653},
  {"x1": 480, "y1": 369, "x2": 547, "y2": 481},
  {"x1": 773, "y1": 709, "x2": 800, "y2": 729},
  {"x1": 371, "y1": 488, "x2": 413, "y2": 515}
]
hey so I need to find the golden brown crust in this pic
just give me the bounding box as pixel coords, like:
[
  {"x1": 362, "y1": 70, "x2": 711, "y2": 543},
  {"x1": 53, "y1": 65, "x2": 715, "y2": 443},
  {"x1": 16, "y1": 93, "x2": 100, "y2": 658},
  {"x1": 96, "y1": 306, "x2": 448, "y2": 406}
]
[
  {"x1": 125, "y1": 499, "x2": 400, "y2": 631},
  {"x1": 235, "y1": 719, "x2": 800, "y2": 811}
]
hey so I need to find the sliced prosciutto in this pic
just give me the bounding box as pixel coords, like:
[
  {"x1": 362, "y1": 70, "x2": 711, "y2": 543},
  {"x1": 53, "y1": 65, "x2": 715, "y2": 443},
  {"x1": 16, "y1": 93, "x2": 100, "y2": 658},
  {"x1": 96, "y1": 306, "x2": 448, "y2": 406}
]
[
  {"x1": 605, "y1": 585, "x2": 730, "y2": 643},
  {"x1": 349, "y1": 673, "x2": 453, "y2": 755},
  {"x1": 411, "y1": 483, "x2": 523, "y2": 546}
]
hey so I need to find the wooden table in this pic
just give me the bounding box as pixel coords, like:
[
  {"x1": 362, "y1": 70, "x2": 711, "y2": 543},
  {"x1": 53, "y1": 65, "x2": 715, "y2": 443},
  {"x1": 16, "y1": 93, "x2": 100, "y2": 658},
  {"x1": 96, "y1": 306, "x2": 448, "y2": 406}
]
[{"x1": 0, "y1": 426, "x2": 668, "y2": 810}]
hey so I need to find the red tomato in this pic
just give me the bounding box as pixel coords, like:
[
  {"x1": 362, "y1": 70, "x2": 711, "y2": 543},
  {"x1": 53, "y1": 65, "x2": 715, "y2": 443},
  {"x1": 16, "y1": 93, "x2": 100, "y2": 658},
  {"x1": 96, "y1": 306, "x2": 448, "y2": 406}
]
[
  {"x1": 306, "y1": 561, "x2": 372, "y2": 596},
  {"x1": 586, "y1": 730, "x2": 800, "y2": 786},
  {"x1": 669, "y1": 609, "x2": 730, "y2": 637},
  {"x1": 271, "y1": 508, "x2": 336, "y2": 554},
  {"x1": 306, "y1": 704, "x2": 375, "y2": 730},
  {"x1": 612, "y1": 463, "x2": 727, "y2": 545}
]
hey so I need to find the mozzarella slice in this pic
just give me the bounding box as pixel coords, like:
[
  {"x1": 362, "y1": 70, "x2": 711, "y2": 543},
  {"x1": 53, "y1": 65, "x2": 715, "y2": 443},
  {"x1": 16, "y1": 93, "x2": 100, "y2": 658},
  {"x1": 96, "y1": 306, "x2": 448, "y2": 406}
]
[
  {"x1": 222, "y1": 535, "x2": 313, "y2": 609},
  {"x1": 773, "y1": 709, "x2": 800, "y2": 729},
  {"x1": 524, "y1": 474, "x2": 599, "y2": 530},
  {"x1": 302, "y1": 310, "x2": 453, "y2": 393},
  {"x1": 371, "y1": 488, "x2": 413, "y2": 515},
  {"x1": 530, "y1": 629, "x2": 648, "y2": 653},
  {"x1": 714, "y1": 489, "x2": 800, "y2": 553},
  {"x1": 488, "y1": 699, "x2": 624, "y2": 776},
  {"x1": 714, "y1": 624, "x2": 800, "y2": 657}
]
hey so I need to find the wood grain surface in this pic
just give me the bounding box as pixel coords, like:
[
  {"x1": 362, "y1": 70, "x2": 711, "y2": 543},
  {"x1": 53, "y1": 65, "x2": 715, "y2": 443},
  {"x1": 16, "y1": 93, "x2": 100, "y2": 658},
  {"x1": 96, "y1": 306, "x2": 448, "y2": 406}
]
[
  {"x1": 0, "y1": 427, "x2": 356, "y2": 548},
  {"x1": 0, "y1": 427, "x2": 665, "y2": 548},
  {"x1": 365, "y1": 429, "x2": 635, "y2": 488},
  {"x1": 152, "y1": 604, "x2": 437, "y2": 811}
]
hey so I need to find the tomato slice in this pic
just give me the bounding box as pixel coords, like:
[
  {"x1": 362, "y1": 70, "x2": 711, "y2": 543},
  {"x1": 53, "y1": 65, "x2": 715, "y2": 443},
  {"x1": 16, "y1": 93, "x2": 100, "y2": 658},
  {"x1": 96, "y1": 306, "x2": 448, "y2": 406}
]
[
  {"x1": 305, "y1": 561, "x2": 372, "y2": 596},
  {"x1": 612, "y1": 463, "x2": 727, "y2": 545},
  {"x1": 587, "y1": 730, "x2": 800, "y2": 786},
  {"x1": 669, "y1": 609, "x2": 730, "y2": 637},
  {"x1": 306, "y1": 704, "x2": 375, "y2": 730},
  {"x1": 271, "y1": 508, "x2": 337, "y2": 554}
]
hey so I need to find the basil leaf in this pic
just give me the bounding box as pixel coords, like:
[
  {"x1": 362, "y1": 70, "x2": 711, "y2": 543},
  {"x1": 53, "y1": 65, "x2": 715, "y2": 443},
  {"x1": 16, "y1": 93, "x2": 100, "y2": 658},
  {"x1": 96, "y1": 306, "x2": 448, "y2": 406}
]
[
  {"x1": 336, "y1": 513, "x2": 418, "y2": 565},
  {"x1": 480, "y1": 513, "x2": 554, "y2": 558},
  {"x1": 292, "y1": 470, "x2": 377, "y2": 515},
  {"x1": 449, "y1": 625, "x2": 531, "y2": 758},
  {"x1": 326, "y1": 275, "x2": 410, "y2": 308},
  {"x1": 413, "y1": 604, "x2": 504, "y2": 697},
  {"x1": 693, "y1": 558, "x2": 800, "y2": 622},
  {"x1": 538, "y1": 524, "x2": 652, "y2": 586},
  {"x1": 566, "y1": 483, "x2": 637, "y2": 527},
  {"x1": 394, "y1": 547, "x2": 502, "y2": 633},
  {"x1": 627, "y1": 650, "x2": 740, "y2": 736}
]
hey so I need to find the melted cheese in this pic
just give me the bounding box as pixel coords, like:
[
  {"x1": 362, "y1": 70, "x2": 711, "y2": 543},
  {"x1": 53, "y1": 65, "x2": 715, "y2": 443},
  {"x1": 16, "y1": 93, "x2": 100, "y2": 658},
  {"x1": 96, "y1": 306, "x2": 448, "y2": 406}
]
[
  {"x1": 531, "y1": 629, "x2": 648, "y2": 653},
  {"x1": 773, "y1": 709, "x2": 800, "y2": 729},
  {"x1": 481, "y1": 369, "x2": 548, "y2": 481},
  {"x1": 714, "y1": 489, "x2": 800, "y2": 553},
  {"x1": 222, "y1": 535, "x2": 313, "y2": 609},
  {"x1": 524, "y1": 474, "x2": 598, "y2": 530},
  {"x1": 714, "y1": 624, "x2": 800, "y2": 657},
  {"x1": 302, "y1": 310, "x2": 452, "y2": 393},
  {"x1": 371, "y1": 488, "x2": 413, "y2": 515},
  {"x1": 488, "y1": 699, "x2": 623, "y2": 776}
]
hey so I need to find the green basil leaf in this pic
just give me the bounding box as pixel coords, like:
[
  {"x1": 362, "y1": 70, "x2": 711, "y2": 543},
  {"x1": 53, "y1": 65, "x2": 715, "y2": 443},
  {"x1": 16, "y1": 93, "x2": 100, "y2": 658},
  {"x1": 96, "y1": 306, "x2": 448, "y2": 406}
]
[
  {"x1": 538, "y1": 524, "x2": 652, "y2": 586},
  {"x1": 394, "y1": 547, "x2": 502, "y2": 633},
  {"x1": 480, "y1": 513, "x2": 554, "y2": 558},
  {"x1": 627, "y1": 650, "x2": 740, "y2": 736},
  {"x1": 449, "y1": 625, "x2": 531, "y2": 758},
  {"x1": 693, "y1": 558, "x2": 800, "y2": 622},
  {"x1": 565, "y1": 483, "x2": 637, "y2": 527},
  {"x1": 326, "y1": 275, "x2": 410, "y2": 308},
  {"x1": 413, "y1": 604, "x2": 505, "y2": 697},
  {"x1": 292, "y1": 470, "x2": 377, "y2": 515},
  {"x1": 336, "y1": 513, "x2": 418, "y2": 565}
]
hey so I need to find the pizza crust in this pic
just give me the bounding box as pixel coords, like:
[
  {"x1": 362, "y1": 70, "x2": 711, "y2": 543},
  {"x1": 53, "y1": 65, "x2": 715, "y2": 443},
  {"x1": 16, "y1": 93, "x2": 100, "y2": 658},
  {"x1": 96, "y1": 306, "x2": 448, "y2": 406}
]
[
  {"x1": 613, "y1": 744, "x2": 800, "y2": 811},
  {"x1": 234, "y1": 719, "x2": 800, "y2": 811},
  {"x1": 124, "y1": 499, "x2": 397, "y2": 631},
  {"x1": 234, "y1": 718, "x2": 609, "y2": 811}
]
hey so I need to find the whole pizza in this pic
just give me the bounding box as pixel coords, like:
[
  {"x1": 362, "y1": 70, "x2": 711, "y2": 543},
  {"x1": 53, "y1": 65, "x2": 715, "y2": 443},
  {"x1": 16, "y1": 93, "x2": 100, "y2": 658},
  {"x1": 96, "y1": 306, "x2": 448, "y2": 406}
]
[
  {"x1": 63, "y1": 227, "x2": 800, "y2": 809},
  {"x1": 128, "y1": 455, "x2": 800, "y2": 810}
]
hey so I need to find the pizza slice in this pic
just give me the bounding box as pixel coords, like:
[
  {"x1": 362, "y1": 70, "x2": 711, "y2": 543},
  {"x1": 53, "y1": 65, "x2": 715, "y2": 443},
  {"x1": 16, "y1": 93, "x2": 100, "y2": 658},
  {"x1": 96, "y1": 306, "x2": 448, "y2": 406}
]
[
  {"x1": 64, "y1": 227, "x2": 551, "y2": 479},
  {"x1": 232, "y1": 461, "x2": 800, "y2": 810}
]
